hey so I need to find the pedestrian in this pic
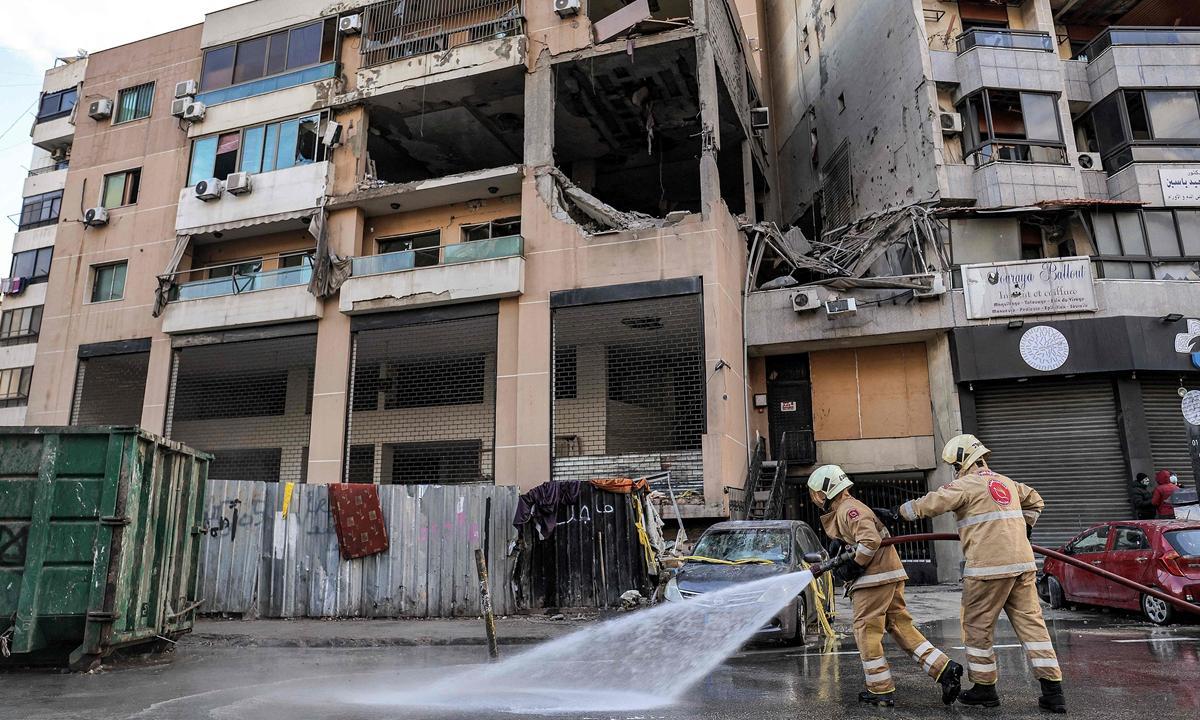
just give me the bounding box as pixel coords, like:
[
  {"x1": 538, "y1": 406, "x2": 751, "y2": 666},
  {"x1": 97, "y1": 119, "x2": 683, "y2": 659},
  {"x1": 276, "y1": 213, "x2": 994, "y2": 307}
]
[
  {"x1": 1151, "y1": 470, "x2": 1179, "y2": 518},
  {"x1": 880, "y1": 434, "x2": 1066, "y2": 713},
  {"x1": 1132, "y1": 473, "x2": 1156, "y2": 520},
  {"x1": 806, "y1": 465, "x2": 963, "y2": 708}
]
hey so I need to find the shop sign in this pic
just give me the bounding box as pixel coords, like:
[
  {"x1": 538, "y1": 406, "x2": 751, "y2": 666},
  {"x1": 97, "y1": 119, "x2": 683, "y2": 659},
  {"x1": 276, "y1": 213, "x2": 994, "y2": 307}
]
[
  {"x1": 962, "y1": 257, "x2": 1097, "y2": 320},
  {"x1": 1160, "y1": 168, "x2": 1200, "y2": 205}
]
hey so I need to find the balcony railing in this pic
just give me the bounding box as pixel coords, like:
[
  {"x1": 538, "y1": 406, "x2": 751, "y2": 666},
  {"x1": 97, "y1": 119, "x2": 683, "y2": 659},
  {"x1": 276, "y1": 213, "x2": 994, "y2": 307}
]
[
  {"x1": 8, "y1": 214, "x2": 60, "y2": 231},
  {"x1": 966, "y1": 141, "x2": 1068, "y2": 167},
  {"x1": 27, "y1": 160, "x2": 69, "y2": 177},
  {"x1": 360, "y1": 0, "x2": 525, "y2": 68},
  {"x1": 351, "y1": 235, "x2": 523, "y2": 277},
  {"x1": 1080, "y1": 27, "x2": 1200, "y2": 61},
  {"x1": 169, "y1": 262, "x2": 313, "y2": 301},
  {"x1": 957, "y1": 28, "x2": 1054, "y2": 54}
]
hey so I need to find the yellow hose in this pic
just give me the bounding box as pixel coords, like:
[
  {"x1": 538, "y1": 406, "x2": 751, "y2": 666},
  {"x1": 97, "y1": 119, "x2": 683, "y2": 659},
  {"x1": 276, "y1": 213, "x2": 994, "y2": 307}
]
[{"x1": 676, "y1": 556, "x2": 776, "y2": 565}]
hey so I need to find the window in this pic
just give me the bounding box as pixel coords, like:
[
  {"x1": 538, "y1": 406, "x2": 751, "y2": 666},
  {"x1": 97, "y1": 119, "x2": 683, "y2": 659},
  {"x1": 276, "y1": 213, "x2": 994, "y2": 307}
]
[
  {"x1": 208, "y1": 258, "x2": 263, "y2": 279},
  {"x1": 1145, "y1": 90, "x2": 1200, "y2": 139},
  {"x1": 0, "y1": 306, "x2": 42, "y2": 345},
  {"x1": 279, "y1": 252, "x2": 311, "y2": 268},
  {"x1": 90, "y1": 262, "x2": 127, "y2": 303},
  {"x1": 1112, "y1": 527, "x2": 1150, "y2": 552},
  {"x1": 958, "y1": 89, "x2": 1066, "y2": 165},
  {"x1": 101, "y1": 169, "x2": 141, "y2": 209},
  {"x1": 1068, "y1": 525, "x2": 1109, "y2": 553},
  {"x1": 1089, "y1": 209, "x2": 1197, "y2": 279},
  {"x1": 0, "y1": 367, "x2": 32, "y2": 407},
  {"x1": 9, "y1": 247, "x2": 54, "y2": 283},
  {"x1": 114, "y1": 82, "x2": 155, "y2": 123},
  {"x1": 18, "y1": 190, "x2": 63, "y2": 230},
  {"x1": 379, "y1": 230, "x2": 441, "y2": 267},
  {"x1": 37, "y1": 87, "x2": 77, "y2": 121},
  {"x1": 1082, "y1": 89, "x2": 1200, "y2": 173},
  {"x1": 187, "y1": 112, "x2": 325, "y2": 186},
  {"x1": 200, "y1": 18, "x2": 337, "y2": 92},
  {"x1": 461, "y1": 217, "x2": 520, "y2": 242}
]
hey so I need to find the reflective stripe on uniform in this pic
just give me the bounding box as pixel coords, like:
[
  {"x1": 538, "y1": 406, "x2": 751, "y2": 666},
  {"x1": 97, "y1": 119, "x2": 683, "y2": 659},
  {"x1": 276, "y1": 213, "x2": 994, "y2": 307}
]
[
  {"x1": 862, "y1": 657, "x2": 888, "y2": 670},
  {"x1": 966, "y1": 646, "x2": 994, "y2": 658},
  {"x1": 856, "y1": 568, "x2": 908, "y2": 585},
  {"x1": 1030, "y1": 658, "x2": 1060, "y2": 668},
  {"x1": 900, "y1": 500, "x2": 917, "y2": 521},
  {"x1": 1023, "y1": 510, "x2": 1041, "y2": 521},
  {"x1": 867, "y1": 669, "x2": 893, "y2": 683},
  {"x1": 962, "y1": 561, "x2": 1037, "y2": 577},
  {"x1": 957, "y1": 510, "x2": 1025, "y2": 529},
  {"x1": 856, "y1": 543, "x2": 876, "y2": 557},
  {"x1": 923, "y1": 649, "x2": 947, "y2": 674},
  {"x1": 1024, "y1": 641, "x2": 1055, "y2": 652},
  {"x1": 912, "y1": 641, "x2": 933, "y2": 660},
  {"x1": 968, "y1": 661, "x2": 997, "y2": 673}
]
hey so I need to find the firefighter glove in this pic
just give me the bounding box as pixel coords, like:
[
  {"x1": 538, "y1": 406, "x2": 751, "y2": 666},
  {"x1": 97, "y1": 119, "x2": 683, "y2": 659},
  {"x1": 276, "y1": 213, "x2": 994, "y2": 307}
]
[
  {"x1": 827, "y1": 539, "x2": 846, "y2": 557},
  {"x1": 834, "y1": 559, "x2": 866, "y2": 584},
  {"x1": 873, "y1": 506, "x2": 900, "y2": 522},
  {"x1": 1027, "y1": 524, "x2": 1034, "y2": 540}
]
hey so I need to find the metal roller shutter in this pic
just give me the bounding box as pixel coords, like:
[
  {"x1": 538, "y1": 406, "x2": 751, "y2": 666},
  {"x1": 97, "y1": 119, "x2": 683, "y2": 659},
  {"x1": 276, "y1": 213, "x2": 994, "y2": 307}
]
[
  {"x1": 1141, "y1": 376, "x2": 1196, "y2": 486},
  {"x1": 974, "y1": 378, "x2": 1130, "y2": 550}
]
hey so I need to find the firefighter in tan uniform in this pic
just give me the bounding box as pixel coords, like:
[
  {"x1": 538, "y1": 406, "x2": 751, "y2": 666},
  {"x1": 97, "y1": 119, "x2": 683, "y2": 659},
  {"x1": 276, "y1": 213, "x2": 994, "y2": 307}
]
[
  {"x1": 887, "y1": 434, "x2": 1067, "y2": 714},
  {"x1": 807, "y1": 465, "x2": 963, "y2": 707}
]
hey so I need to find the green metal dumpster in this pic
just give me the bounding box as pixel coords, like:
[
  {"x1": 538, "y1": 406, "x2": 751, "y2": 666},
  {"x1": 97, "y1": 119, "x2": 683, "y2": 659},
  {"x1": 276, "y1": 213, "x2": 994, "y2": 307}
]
[{"x1": 0, "y1": 427, "x2": 210, "y2": 669}]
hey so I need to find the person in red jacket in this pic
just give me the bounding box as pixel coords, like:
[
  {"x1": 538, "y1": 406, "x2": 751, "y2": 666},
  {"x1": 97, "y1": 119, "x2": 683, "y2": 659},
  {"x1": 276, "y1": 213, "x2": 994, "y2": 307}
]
[{"x1": 1151, "y1": 470, "x2": 1179, "y2": 518}]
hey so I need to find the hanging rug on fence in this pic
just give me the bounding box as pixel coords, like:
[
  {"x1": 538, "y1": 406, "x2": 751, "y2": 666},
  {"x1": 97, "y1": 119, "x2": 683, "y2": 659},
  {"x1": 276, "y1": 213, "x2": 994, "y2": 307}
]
[{"x1": 328, "y1": 484, "x2": 390, "y2": 560}]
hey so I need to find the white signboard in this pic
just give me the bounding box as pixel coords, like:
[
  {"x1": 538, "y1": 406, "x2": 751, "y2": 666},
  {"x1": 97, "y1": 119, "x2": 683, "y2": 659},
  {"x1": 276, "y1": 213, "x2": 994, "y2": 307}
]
[
  {"x1": 1160, "y1": 168, "x2": 1200, "y2": 206},
  {"x1": 963, "y1": 257, "x2": 1098, "y2": 320}
]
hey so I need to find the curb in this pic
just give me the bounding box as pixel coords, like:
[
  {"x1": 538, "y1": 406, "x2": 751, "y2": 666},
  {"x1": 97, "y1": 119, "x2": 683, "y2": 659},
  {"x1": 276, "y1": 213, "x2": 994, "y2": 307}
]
[{"x1": 186, "y1": 633, "x2": 551, "y2": 648}]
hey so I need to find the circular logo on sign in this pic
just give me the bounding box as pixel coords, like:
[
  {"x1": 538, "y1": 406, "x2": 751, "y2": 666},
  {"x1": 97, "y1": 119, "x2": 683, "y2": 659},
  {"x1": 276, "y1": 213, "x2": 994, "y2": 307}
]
[
  {"x1": 1019, "y1": 325, "x2": 1070, "y2": 372},
  {"x1": 1183, "y1": 389, "x2": 1200, "y2": 426},
  {"x1": 988, "y1": 480, "x2": 1012, "y2": 507}
]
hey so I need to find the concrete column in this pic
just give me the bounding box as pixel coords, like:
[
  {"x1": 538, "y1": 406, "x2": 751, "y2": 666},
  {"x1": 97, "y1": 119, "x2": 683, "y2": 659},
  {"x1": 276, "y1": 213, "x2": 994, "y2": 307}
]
[
  {"x1": 741, "y1": 140, "x2": 757, "y2": 223},
  {"x1": 693, "y1": 1, "x2": 723, "y2": 217},
  {"x1": 925, "y1": 332, "x2": 964, "y2": 580},
  {"x1": 524, "y1": 49, "x2": 556, "y2": 202},
  {"x1": 305, "y1": 207, "x2": 363, "y2": 484},
  {"x1": 139, "y1": 336, "x2": 174, "y2": 435}
]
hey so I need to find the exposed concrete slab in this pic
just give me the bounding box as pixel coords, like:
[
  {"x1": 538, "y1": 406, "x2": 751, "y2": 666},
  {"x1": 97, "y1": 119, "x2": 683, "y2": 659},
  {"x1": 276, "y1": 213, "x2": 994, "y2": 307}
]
[
  {"x1": 338, "y1": 255, "x2": 525, "y2": 314},
  {"x1": 161, "y1": 284, "x2": 323, "y2": 334}
]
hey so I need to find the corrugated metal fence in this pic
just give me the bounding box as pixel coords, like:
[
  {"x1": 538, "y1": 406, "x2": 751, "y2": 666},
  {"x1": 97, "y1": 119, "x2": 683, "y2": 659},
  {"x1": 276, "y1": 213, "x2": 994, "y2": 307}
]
[{"x1": 198, "y1": 480, "x2": 522, "y2": 617}]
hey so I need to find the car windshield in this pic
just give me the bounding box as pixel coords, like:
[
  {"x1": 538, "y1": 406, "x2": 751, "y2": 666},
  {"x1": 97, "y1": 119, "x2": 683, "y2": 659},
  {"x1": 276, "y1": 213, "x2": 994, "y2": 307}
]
[
  {"x1": 692, "y1": 529, "x2": 790, "y2": 563},
  {"x1": 1166, "y1": 530, "x2": 1200, "y2": 557}
]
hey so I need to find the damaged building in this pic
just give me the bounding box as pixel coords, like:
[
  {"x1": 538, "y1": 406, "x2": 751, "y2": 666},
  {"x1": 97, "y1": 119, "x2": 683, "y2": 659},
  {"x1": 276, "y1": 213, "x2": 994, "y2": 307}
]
[
  {"x1": 8, "y1": 0, "x2": 770, "y2": 521},
  {"x1": 749, "y1": 0, "x2": 1200, "y2": 581}
]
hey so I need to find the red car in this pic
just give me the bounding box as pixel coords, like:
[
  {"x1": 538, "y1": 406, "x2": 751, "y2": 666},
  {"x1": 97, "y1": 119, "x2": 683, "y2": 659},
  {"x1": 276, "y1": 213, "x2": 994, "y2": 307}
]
[{"x1": 1040, "y1": 520, "x2": 1200, "y2": 625}]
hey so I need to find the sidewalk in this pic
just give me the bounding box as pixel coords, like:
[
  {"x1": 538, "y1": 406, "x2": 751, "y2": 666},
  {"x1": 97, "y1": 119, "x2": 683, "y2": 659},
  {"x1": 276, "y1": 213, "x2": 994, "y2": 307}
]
[{"x1": 188, "y1": 613, "x2": 598, "y2": 648}]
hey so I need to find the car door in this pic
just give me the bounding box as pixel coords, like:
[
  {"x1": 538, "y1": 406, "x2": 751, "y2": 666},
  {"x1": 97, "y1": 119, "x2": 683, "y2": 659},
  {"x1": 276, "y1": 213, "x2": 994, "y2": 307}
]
[
  {"x1": 1060, "y1": 526, "x2": 1110, "y2": 602},
  {"x1": 1104, "y1": 526, "x2": 1154, "y2": 609}
]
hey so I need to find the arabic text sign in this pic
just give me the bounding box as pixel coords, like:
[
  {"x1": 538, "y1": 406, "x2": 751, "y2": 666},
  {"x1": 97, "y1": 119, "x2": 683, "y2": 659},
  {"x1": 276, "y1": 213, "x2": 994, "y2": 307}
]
[
  {"x1": 1160, "y1": 168, "x2": 1200, "y2": 205},
  {"x1": 963, "y1": 257, "x2": 1097, "y2": 320}
]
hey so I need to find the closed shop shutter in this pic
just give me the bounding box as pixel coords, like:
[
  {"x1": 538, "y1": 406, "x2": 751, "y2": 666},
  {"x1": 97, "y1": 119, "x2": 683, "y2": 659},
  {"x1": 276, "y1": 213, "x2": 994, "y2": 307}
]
[
  {"x1": 974, "y1": 378, "x2": 1129, "y2": 549},
  {"x1": 1141, "y1": 375, "x2": 1196, "y2": 486}
]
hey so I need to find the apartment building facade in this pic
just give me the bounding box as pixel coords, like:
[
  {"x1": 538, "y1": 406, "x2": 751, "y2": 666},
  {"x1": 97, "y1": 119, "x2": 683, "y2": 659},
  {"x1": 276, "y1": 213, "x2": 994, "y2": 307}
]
[
  {"x1": 5, "y1": 0, "x2": 771, "y2": 519},
  {"x1": 750, "y1": 0, "x2": 1200, "y2": 581}
]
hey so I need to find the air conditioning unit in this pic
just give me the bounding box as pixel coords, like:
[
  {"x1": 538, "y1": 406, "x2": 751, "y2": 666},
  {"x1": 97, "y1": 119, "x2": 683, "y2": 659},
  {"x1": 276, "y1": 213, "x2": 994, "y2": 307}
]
[
  {"x1": 182, "y1": 101, "x2": 206, "y2": 122},
  {"x1": 88, "y1": 98, "x2": 113, "y2": 120},
  {"x1": 1077, "y1": 152, "x2": 1101, "y2": 170},
  {"x1": 174, "y1": 80, "x2": 198, "y2": 98},
  {"x1": 195, "y1": 178, "x2": 223, "y2": 201},
  {"x1": 750, "y1": 106, "x2": 770, "y2": 131},
  {"x1": 791, "y1": 288, "x2": 827, "y2": 312},
  {"x1": 83, "y1": 207, "x2": 109, "y2": 227},
  {"x1": 825, "y1": 297, "x2": 858, "y2": 316},
  {"x1": 555, "y1": 0, "x2": 581, "y2": 17},
  {"x1": 225, "y1": 172, "x2": 252, "y2": 195},
  {"x1": 939, "y1": 111, "x2": 963, "y2": 134},
  {"x1": 913, "y1": 273, "x2": 947, "y2": 299},
  {"x1": 339, "y1": 14, "x2": 362, "y2": 34},
  {"x1": 170, "y1": 96, "x2": 193, "y2": 118}
]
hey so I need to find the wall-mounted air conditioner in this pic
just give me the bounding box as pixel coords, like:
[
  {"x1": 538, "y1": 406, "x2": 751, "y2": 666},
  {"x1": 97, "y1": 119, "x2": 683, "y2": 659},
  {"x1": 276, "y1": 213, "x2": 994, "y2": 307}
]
[
  {"x1": 88, "y1": 98, "x2": 113, "y2": 120},
  {"x1": 83, "y1": 207, "x2": 109, "y2": 227},
  {"x1": 555, "y1": 0, "x2": 581, "y2": 17},
  {"x1": 825, "y1": 297, "x2": 858, "y2": 316},
  {"x1": 791, "y1": 288, "x2": 828, "y2": 312},
  {"x1": 939, "y1": 112, "x2": 963, "y2": 134},
  {"x1": 170, "y1": 97, "x2": 193, "y2": 118},
  {"x1": 1076, "y1": 152, "x2": 1101, "y2": 170},
  {"x1": 174, "y1": 80, "x2": 198, "y2": 98},
  {"x1": 225, "y1": 172, "x2": 252, "y2": 196},
  {"x1": 750, "y1": 107, "x2": 770, "y2": 131},
  {"x1": 182, "y1": 101, "x2": 206, "y2": 122},
  {"x1": 339, "y1": 14, "x2": 362, "y2": 34},
  {"x1": 195, "y1": 178, "x2": 223, "y2": 201}
]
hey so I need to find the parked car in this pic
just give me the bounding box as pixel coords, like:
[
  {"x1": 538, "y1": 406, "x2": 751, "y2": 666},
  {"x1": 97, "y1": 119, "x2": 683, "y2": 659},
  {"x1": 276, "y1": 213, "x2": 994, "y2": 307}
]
[
  {"x1": 1039, "y1": 520, "x2": 1200, "y2": 625},
  {"x1": 665, "y1": 520, "x2": 826, "y2": 645}
]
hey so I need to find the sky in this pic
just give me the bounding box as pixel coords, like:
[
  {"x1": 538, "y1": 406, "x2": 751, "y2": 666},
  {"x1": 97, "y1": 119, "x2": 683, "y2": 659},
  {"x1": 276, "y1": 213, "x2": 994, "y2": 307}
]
[{"x1": 0, "y1": 1, "x2": 243, "y2": 276}]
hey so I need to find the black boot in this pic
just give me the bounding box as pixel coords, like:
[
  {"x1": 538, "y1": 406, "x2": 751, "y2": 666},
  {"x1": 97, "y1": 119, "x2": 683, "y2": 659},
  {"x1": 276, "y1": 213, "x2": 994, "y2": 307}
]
[
  {"x1": 858, "y1": 690, "x2": 896, "y2": 707},
  {"x1": 959, "y1": 683, "x2": 1001, "y2": 708},
  {"x1": 937, "y1": 660, "x2": 964, "y2": 706},
  {"x1": 1038, "y1": 679, "x2": 1066, "y2": 714}
]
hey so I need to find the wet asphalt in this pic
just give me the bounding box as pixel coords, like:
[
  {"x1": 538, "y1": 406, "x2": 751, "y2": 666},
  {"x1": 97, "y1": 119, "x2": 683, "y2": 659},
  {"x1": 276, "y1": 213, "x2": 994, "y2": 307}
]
[{"x1": 2, "y1": 609, "x2": 1198, "y2": 719}]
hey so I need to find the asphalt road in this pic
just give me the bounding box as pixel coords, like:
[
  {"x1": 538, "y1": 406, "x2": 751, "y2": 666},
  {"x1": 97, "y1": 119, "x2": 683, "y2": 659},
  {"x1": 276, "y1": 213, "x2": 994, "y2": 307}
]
[{"x1": 3, "y1": 610, "x2": 1198, "y2": 719}]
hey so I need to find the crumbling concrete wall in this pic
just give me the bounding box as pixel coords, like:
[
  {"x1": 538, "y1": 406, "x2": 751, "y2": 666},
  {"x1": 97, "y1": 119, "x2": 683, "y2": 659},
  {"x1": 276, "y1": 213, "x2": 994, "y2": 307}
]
[{"x1": 764, "y1": 0, "x2": 941, "y2": 227}]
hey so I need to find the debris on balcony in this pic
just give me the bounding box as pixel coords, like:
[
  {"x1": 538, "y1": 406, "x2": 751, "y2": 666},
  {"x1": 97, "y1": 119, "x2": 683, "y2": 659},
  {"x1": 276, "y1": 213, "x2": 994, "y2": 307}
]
[{"x1": 538, "y1": 166, "x2": 662, "y2": 233}]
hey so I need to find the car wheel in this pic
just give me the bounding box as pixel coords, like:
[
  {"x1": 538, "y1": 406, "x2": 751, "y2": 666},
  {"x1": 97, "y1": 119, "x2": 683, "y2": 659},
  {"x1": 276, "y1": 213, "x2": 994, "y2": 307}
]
[
  {"x1": 1046, "y1": 576, "x2": 1066, "y2": 610},
  {"x1": 788, "y1": 596, "x2": 809, "y2": 646},
  {"x1": 1141, "y1": 593, "x2": 1175, "y2": 625}
]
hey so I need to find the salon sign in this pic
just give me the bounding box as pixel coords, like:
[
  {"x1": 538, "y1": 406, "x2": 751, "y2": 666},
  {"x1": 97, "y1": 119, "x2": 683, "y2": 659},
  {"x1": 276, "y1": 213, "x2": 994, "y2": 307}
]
[
  {"x1": 1160, "y1": 168, "x2": 1200, "y2": 205},
  {"x1": 962, "y1": 257, "x2": 1097, "y2": 320}
]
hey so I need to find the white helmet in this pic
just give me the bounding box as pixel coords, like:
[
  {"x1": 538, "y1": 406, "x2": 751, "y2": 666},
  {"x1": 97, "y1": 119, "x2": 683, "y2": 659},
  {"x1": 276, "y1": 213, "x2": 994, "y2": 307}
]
[
  {"x1": 807, "y1": 464, "x2": 853, "y2": 501},
  {"x1": 942, "y1": 434, "x2": 990, "y2": 473}
]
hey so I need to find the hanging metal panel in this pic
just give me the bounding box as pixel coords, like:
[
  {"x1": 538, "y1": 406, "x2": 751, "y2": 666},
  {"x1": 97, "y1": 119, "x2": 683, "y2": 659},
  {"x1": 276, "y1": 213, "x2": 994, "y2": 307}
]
[{"x1": 974, "y1": 378, "x2": 1129, "y2": 549}]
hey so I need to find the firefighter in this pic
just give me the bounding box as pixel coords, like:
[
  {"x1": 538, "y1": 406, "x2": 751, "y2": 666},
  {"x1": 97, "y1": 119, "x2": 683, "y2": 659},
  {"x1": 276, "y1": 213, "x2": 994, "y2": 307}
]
[
  {"x1": 807, "y1": 464, "x2": 963, "y2": 708},
  {"x1": 883, "y1": 434, "x2": 1066, "y2": 714}
]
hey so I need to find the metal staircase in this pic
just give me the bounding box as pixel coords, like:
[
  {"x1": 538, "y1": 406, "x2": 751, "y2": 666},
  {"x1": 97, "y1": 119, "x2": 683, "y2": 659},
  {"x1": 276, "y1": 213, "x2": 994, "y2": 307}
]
[{"x1": 745, "y1": 433, "x2": 790, "y2": 521}]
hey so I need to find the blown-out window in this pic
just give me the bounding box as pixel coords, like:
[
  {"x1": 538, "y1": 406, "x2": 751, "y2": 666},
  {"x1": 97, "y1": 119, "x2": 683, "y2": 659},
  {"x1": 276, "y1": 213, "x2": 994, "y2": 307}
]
[
  {"x1": 187, "y1": 112, "x2": 325, "y2": 185},
  {"x1": 959, "y1": 89, "x2": 1066, "y2": 165}
]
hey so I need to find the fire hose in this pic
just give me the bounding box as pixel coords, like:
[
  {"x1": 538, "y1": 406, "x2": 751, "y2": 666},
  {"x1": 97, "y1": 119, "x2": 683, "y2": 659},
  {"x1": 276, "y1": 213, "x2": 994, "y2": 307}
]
[{"x1": 809, "y1": 532, "x2": 1200, "y2": 617}]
